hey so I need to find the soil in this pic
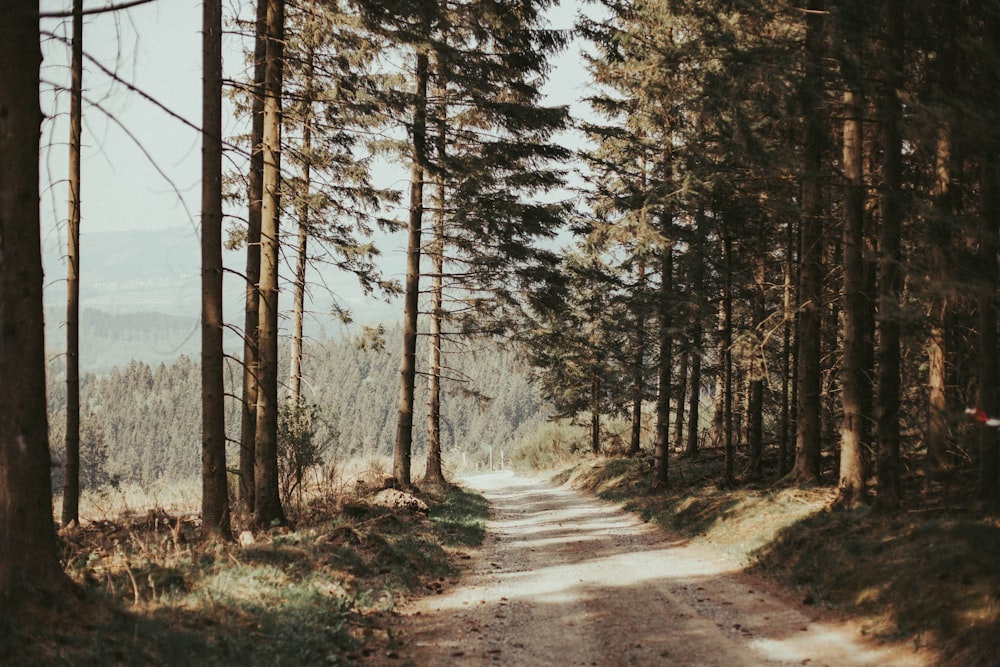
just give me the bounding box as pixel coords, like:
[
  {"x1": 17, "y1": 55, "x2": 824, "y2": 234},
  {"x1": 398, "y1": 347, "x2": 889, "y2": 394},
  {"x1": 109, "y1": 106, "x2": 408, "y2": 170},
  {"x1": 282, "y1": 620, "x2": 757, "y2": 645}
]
[{"x1": 386, "y1": 470, "x2": 936, "y2": 667}]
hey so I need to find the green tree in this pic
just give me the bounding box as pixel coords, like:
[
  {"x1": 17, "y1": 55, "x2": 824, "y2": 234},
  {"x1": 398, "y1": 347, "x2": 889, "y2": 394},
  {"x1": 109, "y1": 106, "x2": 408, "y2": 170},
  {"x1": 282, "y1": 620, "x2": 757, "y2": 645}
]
[
  {"x1": 423, "y1": 0, "x2": 570, "y2": 479},
  {"x1": 527, "y1": 251, "x2": 625, "y2": 456},
  {"x1": 277, "y1": 401, "x2": 331, "y2": 507}
]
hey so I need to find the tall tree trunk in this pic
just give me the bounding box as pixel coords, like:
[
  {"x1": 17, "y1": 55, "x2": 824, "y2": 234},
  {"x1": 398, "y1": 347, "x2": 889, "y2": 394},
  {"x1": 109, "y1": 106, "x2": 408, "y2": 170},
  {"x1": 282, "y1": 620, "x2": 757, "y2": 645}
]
[
  {"x1": 289, "y1": 221, "x2": 307, "y2": 404},
  {"x1": 686, "y1": 206, "x2": 707, "y2": 459},
  {"x1": 424, "y1": 191, "x2": 445, "y2": 483},
  {"x1": 652, "y1": 232, "x2": 673, "y2": 488},
  {"x1": 629, "y1": 257, "x2": 647, "y2": 456},
  {"x1": 591, "y1": 363, "x2": 602, "y2": 456},
  {"x1": 394, "y1": 50, "x2": 429, "y2": 487},
  {"x1": 423, "y1": 53, "x2": 447, "y2": 487},
  {"x1": 712, "y1": 297, "x2": 726, "y2": 449},
  {"x1": 977, "y1": 159, "x2": 1000, "y2": 503},
  {"x1": 789, "y1": 0, "x2": 826, "y2": 485},
  {"x1": 926, "y1": 127, "x2": 954, "y2": 471},
  {"x1": 875, "y1": 0, "x2": 904, "y2": 510},
  {"x1": 289, "y1": 47, "x2": 314, "y2": 407},
  {"x1": 253, "y1": 0, "x2": 287, "y2": 527},
  {"x1": 240, "y1": 0, "x2": 268, "y2": 512},
  {"x1": 685, "y1": 335, "x2": 702, "y2": 458},
  {"x1": 201, "y1": 0, "x2": 231, "y2": 538},
  {"x1": 62, "y1": 0, "x2": 83, "y2": 527},
  {"x1": 673, "y1": 346, "x2": 688, "y2": 455},
  {"x1": 779, "y1": 217, "x2": 797, "y2": 477},
  {"x1": 0, "y1": 0, "x2": 68, "y2": 602},
  {"x1": 835, "y1": 32, "x2": 869, "y2": 508},
  {"x1": 925, "y1": 0, "x2": 960, "y2": 475},
  {"x1": 723, "y1": 231, "x2": 735, "y2": 486},
  {"x1": 747, "y1": 253, "x2": 766, "y2": 478}
]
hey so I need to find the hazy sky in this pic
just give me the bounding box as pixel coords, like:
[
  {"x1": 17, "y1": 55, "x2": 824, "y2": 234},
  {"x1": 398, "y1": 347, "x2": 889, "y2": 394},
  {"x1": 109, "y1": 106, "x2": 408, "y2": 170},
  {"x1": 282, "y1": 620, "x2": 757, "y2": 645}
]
[{"x1": 37, "y1": 0, "x2": 595, "y2": 324}]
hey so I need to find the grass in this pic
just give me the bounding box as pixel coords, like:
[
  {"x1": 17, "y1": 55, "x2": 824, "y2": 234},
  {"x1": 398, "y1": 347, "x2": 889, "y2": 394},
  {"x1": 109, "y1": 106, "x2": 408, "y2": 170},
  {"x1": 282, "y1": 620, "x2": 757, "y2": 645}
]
[
  {"x1": 554, "y1": 452, "x2": 1000, "y2": 667},
  {"x1": 1, "y1": 480, "x2": 489, "y2": 667}
]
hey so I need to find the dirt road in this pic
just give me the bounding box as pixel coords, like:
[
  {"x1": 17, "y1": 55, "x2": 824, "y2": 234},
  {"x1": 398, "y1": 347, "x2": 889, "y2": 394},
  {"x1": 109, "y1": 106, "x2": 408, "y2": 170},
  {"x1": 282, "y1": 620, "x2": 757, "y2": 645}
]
[{"x1": 390, "y1": 471, "x2": 932, "y2": 666}]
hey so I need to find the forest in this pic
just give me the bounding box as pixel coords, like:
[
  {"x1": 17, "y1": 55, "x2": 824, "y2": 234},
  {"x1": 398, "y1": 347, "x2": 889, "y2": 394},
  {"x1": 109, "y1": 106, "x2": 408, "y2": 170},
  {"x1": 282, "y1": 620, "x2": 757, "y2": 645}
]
[
  {"x1": 4, "y1": 0, "x2": 1000, "y2": 659},
  {"x1": 45, "y1": 325, "x2": 545, "y2": 493}
]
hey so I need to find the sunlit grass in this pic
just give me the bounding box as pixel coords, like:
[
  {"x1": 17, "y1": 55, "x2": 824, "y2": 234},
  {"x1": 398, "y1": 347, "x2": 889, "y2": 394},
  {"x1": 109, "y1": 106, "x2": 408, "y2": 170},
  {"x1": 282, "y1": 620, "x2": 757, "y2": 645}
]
[
  {"x1": 556, "y1": 454, "x2": 1000, "y2": 667},
  {"x1": 53, "y1": 477, "x2": 202, "y2": 525},
  {"x1": 11, "y1": 475, "x2": 489, "y2": 666}
]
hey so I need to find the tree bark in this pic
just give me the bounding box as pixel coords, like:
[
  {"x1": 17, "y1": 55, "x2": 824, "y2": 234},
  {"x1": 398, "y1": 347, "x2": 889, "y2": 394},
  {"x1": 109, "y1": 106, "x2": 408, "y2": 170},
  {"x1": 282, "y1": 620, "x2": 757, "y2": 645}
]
[
  {"x1": 591, "y1": 363, "x2": 602, "y2": 456},
  {"x1": 685, "y1": 206, "x2": 708, "y2": 460},
  {"x1": 926, "y1": 126, "x2": 954, "y2": 471},
  {"x1": 652, "y1": 235, "x2": 672, "y2": 488},
  {"x1": 253, "y1": 0, "x2": 287, "y2": 527},
  {"x1": 424, "y1": 53, "x2": 447, "y2": 487},
  {"x1": 977, "y1": 159, "x2": 1000, "y2": 503},
  {"x1": 424, "y1": 201, "x2": 445, "y2": 483},
  {"x1": 747, "y1": 252, "x2": 766, "y2": 479},
  {"x1": 673, "y1": 346, "x2": 688, "y2": 457},
  {"x1": 394, "y1": 49, "x2": 429, "y2": 487},
  {"x1": 835, "y1": 52, "x2": 869, "y2": 508},
  {"x1": 240, "y1": 0, "x2": 268, "y2": 512},
  {"x1": 779, "y1": 217, "x2": 797, "y2": 477},
  {"x1": 0, "y1": 0, "x2": 69, "y2": 602},
  {"x1": 62, "y1": 0, "x2": 83, "y2": 527},
  {"x1": 788, "y1": 0, "x2": 825, "y2": 485},
  {"x1": 875, "y1": 0, "x2": 904, "y2": 510},
  {"x1": 201, "y1": 0, "x2": 231, "y2": 538},
  {"x1": 289, "y1": 45, "x2": 314, "y2": 407},
  {"x1": 685, "y1": 334, "x2": 702, "y2": 458},
  {"x1": 722, "y1": 232, "x2": 735, "y2": 486},
  {"x1": 629, "y1": 257, "x2": 647, "y2": 456}
]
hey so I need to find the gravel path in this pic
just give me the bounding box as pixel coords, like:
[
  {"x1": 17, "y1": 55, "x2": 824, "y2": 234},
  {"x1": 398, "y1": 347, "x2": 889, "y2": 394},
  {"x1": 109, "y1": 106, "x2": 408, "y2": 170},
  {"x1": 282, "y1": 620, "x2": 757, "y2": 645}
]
[{"x1": 389, "y1": 471, "x2": 933, "y2": 666}]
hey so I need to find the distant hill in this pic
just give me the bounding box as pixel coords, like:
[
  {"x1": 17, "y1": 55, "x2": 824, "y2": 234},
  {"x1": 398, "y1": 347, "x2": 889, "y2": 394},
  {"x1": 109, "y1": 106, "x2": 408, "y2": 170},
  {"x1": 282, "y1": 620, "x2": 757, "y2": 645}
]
[
  {"x1": 46, "y1": 326, "x2": 545, "y2": 486},
  {"x1": 42, "y1": 227, "x2": 403, "y2": 370}
]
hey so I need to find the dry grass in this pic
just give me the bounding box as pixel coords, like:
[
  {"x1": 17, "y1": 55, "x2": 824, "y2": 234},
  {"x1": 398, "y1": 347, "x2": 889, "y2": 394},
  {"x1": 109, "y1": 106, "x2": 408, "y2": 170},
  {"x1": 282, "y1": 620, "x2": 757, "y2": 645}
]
[
  {"x1": 555, "y1": 451, "x2": 1000, "y2": 667},
  {"x1": 3, "y1": 476, "x2": 488, "y2": 667}
]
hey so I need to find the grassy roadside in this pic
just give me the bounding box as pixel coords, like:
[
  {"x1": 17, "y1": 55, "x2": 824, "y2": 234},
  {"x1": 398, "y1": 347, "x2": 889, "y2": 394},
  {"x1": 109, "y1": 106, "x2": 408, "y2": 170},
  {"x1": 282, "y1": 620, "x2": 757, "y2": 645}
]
[
  {"x1": 1, "y1": 484, "x2": 488, "y2": 667},
  {"x1": 554, "y1": 454, "x2": 1000, "y2": 667}
]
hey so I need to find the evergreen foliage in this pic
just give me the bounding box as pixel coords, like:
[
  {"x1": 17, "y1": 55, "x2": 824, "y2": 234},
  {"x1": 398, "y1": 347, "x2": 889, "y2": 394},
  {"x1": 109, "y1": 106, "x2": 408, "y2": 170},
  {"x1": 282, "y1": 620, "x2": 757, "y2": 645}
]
[{"x1": 46, "y1": 326, "x2": 543, "y2": 489}]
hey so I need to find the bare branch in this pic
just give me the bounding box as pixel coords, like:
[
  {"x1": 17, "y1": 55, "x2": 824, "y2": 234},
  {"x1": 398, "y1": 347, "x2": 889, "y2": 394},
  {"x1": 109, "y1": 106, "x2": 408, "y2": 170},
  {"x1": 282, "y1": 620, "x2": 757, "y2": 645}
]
[{"x1": 39, "y1": 0, "x2": 158, "y2": 19}]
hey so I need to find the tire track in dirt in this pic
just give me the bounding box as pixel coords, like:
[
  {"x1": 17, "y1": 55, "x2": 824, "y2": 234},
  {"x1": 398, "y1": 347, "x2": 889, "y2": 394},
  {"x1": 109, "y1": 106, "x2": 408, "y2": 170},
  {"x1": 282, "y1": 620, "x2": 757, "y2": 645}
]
[{"x1": 388, "y1": 471, "x2": 933, "y2": 666}]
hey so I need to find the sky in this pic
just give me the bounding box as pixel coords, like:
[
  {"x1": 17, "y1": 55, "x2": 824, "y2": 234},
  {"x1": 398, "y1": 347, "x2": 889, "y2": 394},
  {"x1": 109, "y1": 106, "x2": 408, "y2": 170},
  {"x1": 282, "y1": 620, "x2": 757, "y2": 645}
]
[{"x1": 37, "y1": 0, "x2": 598, "y2": 323}]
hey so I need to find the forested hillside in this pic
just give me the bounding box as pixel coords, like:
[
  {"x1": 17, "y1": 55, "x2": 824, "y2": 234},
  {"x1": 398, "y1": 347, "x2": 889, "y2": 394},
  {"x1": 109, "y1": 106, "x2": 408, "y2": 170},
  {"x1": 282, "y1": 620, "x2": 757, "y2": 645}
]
[
  {"x1": 46, "y1": 326, "x2": 544, "y2": 491},
  {"x1": 44, "y1": 307, "x2": 205, "y2": 371}
]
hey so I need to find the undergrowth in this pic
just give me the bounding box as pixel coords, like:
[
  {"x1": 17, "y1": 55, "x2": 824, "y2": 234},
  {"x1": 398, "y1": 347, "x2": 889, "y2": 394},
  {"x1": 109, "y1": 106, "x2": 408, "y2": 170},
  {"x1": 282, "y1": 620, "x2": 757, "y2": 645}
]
[
  {"x1": 553, "y1": 452, "x2": 1000, "y2": 667},
  {"x1": 1, "y1": 483, "x2": 489, "y2": 667}
]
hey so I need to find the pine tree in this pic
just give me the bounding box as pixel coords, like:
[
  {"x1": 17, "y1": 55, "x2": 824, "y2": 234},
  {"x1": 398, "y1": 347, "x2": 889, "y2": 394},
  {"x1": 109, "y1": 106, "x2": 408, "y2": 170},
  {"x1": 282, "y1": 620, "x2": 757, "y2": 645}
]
[
  {"x1": 526, "y1": 250, "x2": 625, "y2": 455},
  {"x1": 427, "y1": 0, "x2": 571, "y2": 473}
]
